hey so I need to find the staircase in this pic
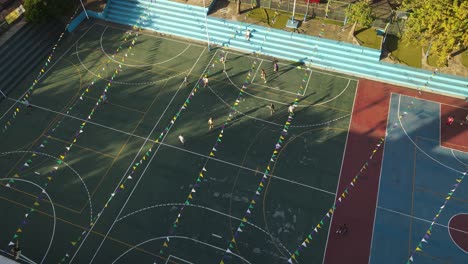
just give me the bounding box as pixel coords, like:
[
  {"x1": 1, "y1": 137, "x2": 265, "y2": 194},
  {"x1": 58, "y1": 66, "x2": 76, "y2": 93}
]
[
  {"x1": 0, "y1": 21, "x2": 63, "y2": 96},
  {"x1": 103, "y1": 0, "x2": 467, "y2": 97}
]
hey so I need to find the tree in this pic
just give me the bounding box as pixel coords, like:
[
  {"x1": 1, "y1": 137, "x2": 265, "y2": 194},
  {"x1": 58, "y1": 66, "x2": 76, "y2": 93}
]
[
  {"x1": 346, "y1": 0, "x2": 374, "y2": 28},
  {"x1": 401, "y1": 0, "x2": 468, "y2": 66},
  {"x1": 237, "y1": 0, "x2": 241, "y2": 15},
  {"x1": 24, "y1": 0, "x2": 73, "y2": 23}
]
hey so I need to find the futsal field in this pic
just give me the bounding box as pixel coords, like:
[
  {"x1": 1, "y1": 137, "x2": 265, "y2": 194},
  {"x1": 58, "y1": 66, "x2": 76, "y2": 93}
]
[{"x1": 1, "y1": 19, "x2": 467, "y2": 264}]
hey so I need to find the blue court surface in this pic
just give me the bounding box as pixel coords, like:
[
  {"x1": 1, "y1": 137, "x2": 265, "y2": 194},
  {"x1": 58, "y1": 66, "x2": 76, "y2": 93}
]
[{"x1": 370, "y1": 93, "x2": 468, "y2": 263}]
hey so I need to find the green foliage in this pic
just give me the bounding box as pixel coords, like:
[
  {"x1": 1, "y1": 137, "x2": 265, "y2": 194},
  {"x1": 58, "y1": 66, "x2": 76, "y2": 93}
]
[
  {"x1": 346, "y1": 0, "x2": 374, "y2": 28},
  {"x1": 24, "y1": 0, "x2": 73, "y2": 23},
  {"x1": 401, "y1": 0, "x2": 468, "y2": 66}
]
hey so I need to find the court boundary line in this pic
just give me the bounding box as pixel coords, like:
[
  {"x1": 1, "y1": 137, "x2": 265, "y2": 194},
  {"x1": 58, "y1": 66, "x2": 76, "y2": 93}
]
[
  {"x1": 110, "y1": 236, "x2": 252, "y2": 264},
  {"x1": 115, "y1": 202, "x2": 292, "y2": 256},
  {"x1": 367, "y1": 93, "x2": 392, "y2": 264},
  {"x1": 0, "y1": 24, "x2": 96, "y2": 122},
  {"x1": 3, "y1": 97, "x2": 335, "y2": 195},
  {"x1": 224, "y1": 49, "x2": 359, "y2": 82},
  {"x1": 0, "y1": 178, "x2": 56, "y2": 264},
  {"x1": 447, "y1": 213, "x2": 468, "y2": 254},
  {"x1": 451, "y1": 150, "x2": 468, "y2": 167},
  {"x1": 165, "y1": 255, "x2": 194, "y2": 264},
  {"x1": 438, "y1": 103, "x2": 468, "y2": 153},
  {"x1": 321, "y1": 77, "x2": 359, "y2": 264},
  {"x1": 222, "y1": 59, "x2": 356, "y2": 108},
  {"x1": 378, "y1": 206, "x2": 468, "y2": 236},
  {"x1": 396, "y1": 93, "x2": 465, "y2": 175},
  {"x1": 83, "y1": 47, "x2": 210, "y2": 264},
  {"x1": 0, "y1": 150, "x2": 93, "y2": 220},
  {"x1": 94, "y1": 21, "x2": 206, "y2": 48},
  {"x1": 100, "y1": 25, "x2": 194, "y2": 67}
]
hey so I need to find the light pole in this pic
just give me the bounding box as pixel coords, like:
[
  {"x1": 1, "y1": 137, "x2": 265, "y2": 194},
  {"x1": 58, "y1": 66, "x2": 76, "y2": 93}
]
[
  {"x1": 79, "y1": 0, "x2": 90, "y2": 19},
  {"x1": 202, "y1": 0, "x2": 211, "y2": 51},
  {"x1": 286, "y1": 0, "x2": 299, "y2": 28}
]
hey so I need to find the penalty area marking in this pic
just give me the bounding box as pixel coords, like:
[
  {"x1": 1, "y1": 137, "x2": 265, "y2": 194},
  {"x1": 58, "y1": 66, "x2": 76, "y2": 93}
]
[
  {"x1": 165, "y1": 255, "x2": 193, "y2": 264},
  {"x1": 0, "y1": 178, "x2": 56, "y2": 264}
]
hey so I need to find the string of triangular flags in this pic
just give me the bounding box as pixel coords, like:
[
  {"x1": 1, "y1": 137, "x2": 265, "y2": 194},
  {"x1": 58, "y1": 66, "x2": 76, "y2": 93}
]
[
  {"x1": 156, "y1": 51, "x2": 260, "y2": 259},
  {"x1": 54, "y1": 22, "x2": 227, "y2": 264},
  {"x1": 403, "y1": 66, "x2": 465, "y2": 263},
  {"x1": 218, "y1": 67, "x2": 310, "y2": 264},
  {"x1": 406, "y1": 170, "x2": 466, "y2": 263},
  {"x1": 285, "y1": 134, "x2": 385, "y2": 263},
  {"x1": 55, "y1": 16, "x2": 155, "y2": 264},
  {"x1": 1, "y1": 7, "x2": 81, "y2": 134},
  {"x1": 285, "y1": 68, "x2": 444, "y2": 263},
  {"x1": 4, "y1": 17, "x2": 144, "y2": 262}
]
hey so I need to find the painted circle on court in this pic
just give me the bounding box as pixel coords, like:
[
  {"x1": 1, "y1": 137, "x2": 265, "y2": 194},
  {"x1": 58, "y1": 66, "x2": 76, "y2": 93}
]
[{"x1": 448, "y1": 213, "x2": 468, "y2": 253}]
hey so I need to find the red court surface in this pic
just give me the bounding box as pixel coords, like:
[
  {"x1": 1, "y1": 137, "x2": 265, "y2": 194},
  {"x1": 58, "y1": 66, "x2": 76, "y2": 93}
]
[
  {"x1": 324, "y1": 79, "x2": 468, "y2": 264},
  {"x1": 440, "y1": 104, "x2": 468, "y2": 152},
  {"x1": 448, "y1": 214, "x2": 468, "y2": 253}
]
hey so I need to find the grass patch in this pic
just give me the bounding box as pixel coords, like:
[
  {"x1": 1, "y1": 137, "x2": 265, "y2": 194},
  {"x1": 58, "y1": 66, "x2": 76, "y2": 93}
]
[
  {"x1": 322, "y1": 18, "x2": 344, "y2": 26},
  {"x1": 462, "y1": 50, "x2": 468, "y2": 67},
  {"x1": 354, "y1": 27, "x2": 382, "y2": 50},
  {"x1": 247, "y1": 8, "x2": 290, "y2": 29},
  {"x1": 385, "y1": 35, "x2": 422, "y2": 68}
]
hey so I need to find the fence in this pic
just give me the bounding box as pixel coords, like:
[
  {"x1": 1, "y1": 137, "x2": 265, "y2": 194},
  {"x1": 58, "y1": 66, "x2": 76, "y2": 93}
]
[{"x1": 231, "y1": 0, "x2": 351, "y2": 24}]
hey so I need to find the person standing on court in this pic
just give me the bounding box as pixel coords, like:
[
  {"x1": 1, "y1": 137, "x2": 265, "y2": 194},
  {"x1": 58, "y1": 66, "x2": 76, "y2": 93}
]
[
  {"x1": 261, "y1": 69, "x2": 267, "y2": 83},
  {"x1": 10, "y1": 240, "x2": 21, "y2": 260},
  {"x1": 208, "y1": 117, "x2": 214, "y2": 131},
  {"x1": 267, "y1": 103, "x2": 276, "y2": 115},
  {"x1": 245, "y1": 30, "x2": 251, "y2": 41},
  {"x1": 178, "y1": 135, "x2": 185, "y2": 145},
  {"x1": 273, "y1": 61, "x2": 279, "y2": 73},
  {"x1": 202, "y1": 75, "x2": 209, "y2": 87}
]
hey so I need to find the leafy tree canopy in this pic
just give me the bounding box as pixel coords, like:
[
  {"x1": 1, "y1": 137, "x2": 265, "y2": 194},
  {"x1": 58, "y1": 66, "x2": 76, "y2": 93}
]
[
  {"x1": 24, "y1": 0, "x2": 73, "y2": 23},
  {"x1": 346, "y1": 0, "x2": 374, "y2": 28},
  {"x1": 401, "y1": 0, "x2": 468, "y2": 66}
]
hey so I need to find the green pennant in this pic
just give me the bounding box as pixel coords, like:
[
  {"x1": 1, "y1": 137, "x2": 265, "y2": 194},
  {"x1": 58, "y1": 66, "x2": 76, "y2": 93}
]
[
  {"x1": 248, "y1": 204, "x2": 254, "y2": 209},
  {"x1": 229, "y1": 243, "x2": 234, "y2": 249},
  {"x1": 13, "y1": 234, "x2": 18, "y2": 239},
  {"x1": 308, "y1": 234, "x2": 312, "y2": 239},
  {"x1": 240, "y1": 222, "x2": 245, "y2": 227},
  {"x1": 197, "y1": 178, "x2": 201, "y2": 182},
  {"x1": 294, "y1": 250, "x2": 300, "y2": 256}
]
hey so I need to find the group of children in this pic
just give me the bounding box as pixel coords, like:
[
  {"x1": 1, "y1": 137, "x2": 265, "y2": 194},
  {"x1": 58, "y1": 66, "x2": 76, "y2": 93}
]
[{"x1": 446, "y1": 114, "x2": 468, "y2": 126}]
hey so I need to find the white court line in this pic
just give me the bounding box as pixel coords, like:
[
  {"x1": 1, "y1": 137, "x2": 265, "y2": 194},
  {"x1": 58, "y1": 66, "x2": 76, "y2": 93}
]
[
  {"x1": 165, "y1": 255, "x2": 194, "y2": 264},
  {"x1": 397, "y1": 94, "x2": 466, "y2": 175},
  {"x1": 94, "y1": 22, "x2": 206, "y2": 48},
  {"x1": 83, "y1": 47, "x2": 210, "y2": 264},
  {"x1": 0, "y1": 150, "x2": 93, "y2": 223},
  {"x1": 111, "y1": 236, "x2": 251, "y2": 264},
  {"x1": 301, "y1": 69, "x2": 313, "y2": 97},
  {"x1": 321, "y1": 79, "x2": 359, "y2": 264},
  {"x1": 223, "y1": 61, "x2": 354, "y2": 108},
  {"x1": 100, "y1": 25, "x2": 194, "y2": 67},
  {"x1": 368, "y1": 94, "x2": 392, "y2": 264},
  {"x1": 206, "y1": 81, "x2": 351, "y2": 128},
  {"x1": 225, "y1": 49, "x2": 359, "y2": 81},
  {"x1": 250, "y1": 58, "x2": 263, "y2": 83},
  {"x1": 3, "y1": 98, "x2": 335, "y2": 195},
  {"x1": 378, "y1": 206, "x2": 468, "y2": 236},
  {"x1": 451, "y1": 150, "x2": 468, "y2": 167},
  {"x1": 115, "y1": 202, "x2": 292, "y2": 256},
  {"x1": 447, "y1": 214, "x2": 468, "y2": 254},
  {"x1": 0, "y1": 24, "x2": 96, "y2": 121},
  {"x1": 0, "y1": 178, "x2": 56, "y2": 264}
]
